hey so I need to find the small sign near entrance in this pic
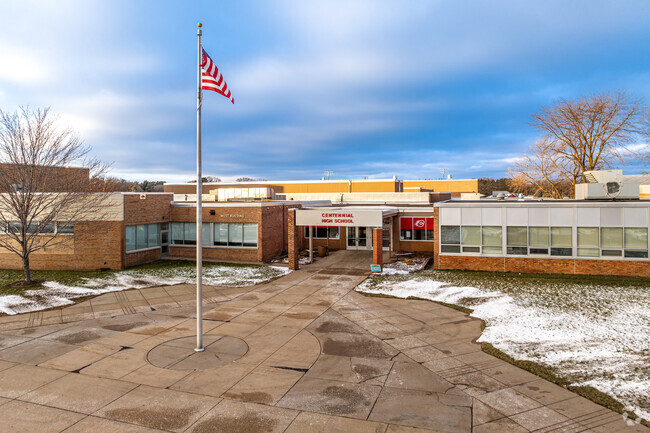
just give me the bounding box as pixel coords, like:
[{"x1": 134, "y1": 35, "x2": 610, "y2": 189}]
[{"x1": 370, "y1": 264, "x2": 382, "y2": 272}]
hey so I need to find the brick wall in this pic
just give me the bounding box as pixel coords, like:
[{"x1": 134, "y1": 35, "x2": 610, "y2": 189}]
[
  {"x1": 260, "y1": 206, "x2": 285, "y2": 261},
  {"x1": 373, "y1": 228, "x2": 383, "y2": 265},
  {"x1": 436, "y1": 255, "x2": 650, "y2": 278},
  {"x1": 124, "y1": 194, "x2": 172, "y2": 225},
  {"x1": 169, "y1": 245, "x2": 259, "y2": 262},
  {"x1": 0, "y1": 221, "x2": 123, "y2": 270},
  {"x1": 125, "y1": 248, "x2": 160, "y2": 267},
  {"x1": 433, "y1": 207, "x2": 440, "y2": 267},
  {"x1": 288, "y1": 209, "x2": 299, "y2": 270},
  {"x1": 123, "y1": 194, "x2": 172, "y2": 267},
  {"x1": 169, "y1": 204, "x2": 291, "y2": 263}
]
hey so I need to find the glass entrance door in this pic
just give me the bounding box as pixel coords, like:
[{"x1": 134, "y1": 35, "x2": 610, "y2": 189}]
[
  {"x1": 346, "y1": 227, "x2": 373, "y2": 250},
  {"x1": 160, "y1": 223, "x2": 169, "y2": 256}
]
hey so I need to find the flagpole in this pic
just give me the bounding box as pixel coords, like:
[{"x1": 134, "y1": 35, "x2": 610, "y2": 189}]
[{"x1": 195, "y1": 22, "x2": 204, "y2": 352}]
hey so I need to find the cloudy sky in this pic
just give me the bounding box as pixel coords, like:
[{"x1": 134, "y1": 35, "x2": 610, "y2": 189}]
[{"x1": 0, "y1": 1, "x2": 649, "y2": 183}]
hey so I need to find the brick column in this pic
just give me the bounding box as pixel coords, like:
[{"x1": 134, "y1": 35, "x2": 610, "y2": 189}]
[
  {"x1": 373, "y1": 228, "x2": 383, "y2": 266},
  {"x1": 288, "y1": 209, "x2": 299, "y2": 270},
  {"x1": 433, "y1": 207, "x2": 439, "y2": 269}
]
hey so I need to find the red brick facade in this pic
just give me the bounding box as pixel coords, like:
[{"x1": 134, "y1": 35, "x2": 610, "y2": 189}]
[
  {"x1": 436, "y1": 255, "x2": 650, "y2": 277},
  {"x1": 123, "y1": 193, "x2": 173, "y2": 267},
  {"x1": 373, "y1": 228, "x2": 383, "y2": 265},
  {"x1": 287, "y1": 209, "x2": 299, "y2": 270},
  {"x1": 169, "y1": 203, "x2": 294, "y2": 264}
]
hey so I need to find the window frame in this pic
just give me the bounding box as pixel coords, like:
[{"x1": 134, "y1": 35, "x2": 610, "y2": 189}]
[{"x1": 126, "y1": 223, "x2": 161, "y2": 252}]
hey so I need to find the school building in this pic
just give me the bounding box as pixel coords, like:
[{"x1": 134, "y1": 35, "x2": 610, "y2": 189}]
[{"x1": 1, "y1": 173, "x2": 648, "y2": 277}]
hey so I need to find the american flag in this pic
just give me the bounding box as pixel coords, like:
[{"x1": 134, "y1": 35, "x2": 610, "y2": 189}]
[{"x1": 201, "y1": 48, "x2": 234, "y2": 104}]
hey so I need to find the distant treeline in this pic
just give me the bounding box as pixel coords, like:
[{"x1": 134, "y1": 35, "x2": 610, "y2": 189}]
[
  {"x1": 478, "y1": 177, "x2": 573, "y2": 198},
  {"x1": 90, "y1": 177, "x2": 165, "y2": 192}
]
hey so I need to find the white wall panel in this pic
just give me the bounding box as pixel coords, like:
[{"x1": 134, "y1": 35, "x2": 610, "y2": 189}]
[
  {"x1": 481, "y1": 207, "x2": 502, "y2": 226},
  {"x1": 577, "y1": 207, "x2": 599, "y2": 226},
  {"x1": 528, "y1": 208, "x2": 549, "y2": 226},
  {"x1": 440, "y1": 207, "x2": 461, "y2": 225},
  {"x1": 623, "y1": 208, "x2": 647, "y2": 227},
  {"x1": 461, "y1": 208, "x2": 481, "y2": 225},
  {"x1": 550, "y1": 208, "x2": 572, "y2": 227},
  {"x1": 600, "y1": 207, "x2": 622, "y2": 227},
  {"x1": 506, "y1": 208, "x2": 527, "y2": 226}
]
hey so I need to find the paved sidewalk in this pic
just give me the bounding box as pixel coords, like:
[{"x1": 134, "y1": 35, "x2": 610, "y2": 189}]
[{"x1": 0, "y1": 251, "x2": 646, "y2": 432}]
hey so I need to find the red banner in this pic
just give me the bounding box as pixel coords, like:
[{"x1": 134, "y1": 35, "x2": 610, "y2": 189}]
[
  {"x1": 400, "y1": 218, "x2": 412, "y2": 229},
  {"x1": 413, "y1": 218, "x2": 426, "y2": 230}
]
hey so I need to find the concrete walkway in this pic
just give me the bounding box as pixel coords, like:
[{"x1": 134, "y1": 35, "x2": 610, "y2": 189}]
[{"x1": 0, "y1": 251, "x2": 646, "y2": 432}]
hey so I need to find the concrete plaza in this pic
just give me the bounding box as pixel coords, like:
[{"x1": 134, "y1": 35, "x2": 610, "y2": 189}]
[{"x1": 0, "y1": 251, "x2": 646, "y2": 433}]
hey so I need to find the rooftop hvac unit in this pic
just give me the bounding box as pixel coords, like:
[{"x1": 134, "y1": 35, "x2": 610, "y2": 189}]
[{"x1": 575, "y1": 170, "x2": 639, "y2": 200}]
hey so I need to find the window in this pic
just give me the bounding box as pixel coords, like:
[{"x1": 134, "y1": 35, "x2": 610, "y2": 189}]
[
  {"x1": 148, "y1": 224, "x2": 160, "y2": 247},
  {"x1": 126, "y1": 226, "x2": 136, "y2": 251},
  {"x1": 39, "y1": 222, "x2": 56, "y2": 234},
  {"x1": 328, "y1": 227, "x2": 340, "y2": 239},
  {"x1": 551, "y1": 227, "x2": 572, "y2": 256},
  {"x1": 507, "y1": 226, "x2": 527, "y2": 255},
  {"x1": 212, "y1": 223, "x2": 258, "y2": 247},
  {"x1": 26, "y1": 222, "x2": 39, "y2": 234},
  {"x1": 600, "y1": 227, "x2": 622, "y2": 257},
  {"x1": 171, "y1": 222, "x2": 184, "y2": 245},
  {"x1": 229, "y1": 223, "x2": 243, "y2": 246},
  {"x1": 8, "y1": 222, "x2": 21, "y2": 234},
  {"x1": 577, "y1": 227, "x2": 599, "y2": 257},
  {"x1": 400, "y1": 217, "x2": 433, "y2": 241},
  {"x1": 170, "y1": 222, "x2": 197, "y2": 245},
  {"x1": 215, "y1": 223, "x2": 228, "y2": 246},
  {"x1": 136, "y1": 225, "x2": 147, "y2": 250},
  {"x1": 461, "y1": 226, "x2": 480, "y2": 253},
  {"x1": 243, "y1": 223, "x2": 258, "y2": 247},
  {"x1": 184, "y1": 223, "x2": 197, "y2": 245},
  {"x1": 528, "y1": 227, "x2": 549, "y2": 255},
  {"x1": 440, "y1": 225, "x2": 460, "y2": 253},
  {"x1": 624, "y1": 228, "x2": 648, "y2": 258},
  {"x1": 482, "y1": 226, "x2": 502, "y2": 254},
  {"x1": 400, "y1": 218, "x2": 412, "y2": 240},
  {"x1": 57, "y1": 222, "x2": 74, "y2": 234},
  {"x1": 305, "y1": 226, "x2": 339, "y2": 239},
  {"x1": 126, "y1": 224, "x2": 160, "y2": 251},
  {"x1": 202, "y1": 223, "x2": 211, "y2": 246}
]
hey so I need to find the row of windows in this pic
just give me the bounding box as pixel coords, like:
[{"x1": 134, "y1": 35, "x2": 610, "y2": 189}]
[
  {"x1": 1, "y1": 221, "x2": 74, "y2": 235},
  {"x1": 400, "y1": 217, "x2": 434, "y2": 241},
  {"x1": 125, "y1": 224, "x2": 160, "y2": 252},
  {"x1": 171, "y1": 222, "x2": 258, "y2": 247},
  {"x1": 304, "y1": 226, "x2": 340, "y2": 239},
  {"x1": 440, "y1": 226, "x2": 648, "y2": 258}
]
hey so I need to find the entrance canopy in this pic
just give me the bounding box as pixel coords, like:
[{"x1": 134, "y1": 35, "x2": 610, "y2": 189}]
[{"x1": 295, "y1": 207, "x2": 398, "y2": 228}]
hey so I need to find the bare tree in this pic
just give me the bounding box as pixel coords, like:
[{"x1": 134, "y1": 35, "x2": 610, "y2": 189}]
[
  {"x1": 0, "y1": 107, "x2": 110, "y2": 284},
  {"x1": 509, "y1": 92, "x2": 648, "y2": 198}
]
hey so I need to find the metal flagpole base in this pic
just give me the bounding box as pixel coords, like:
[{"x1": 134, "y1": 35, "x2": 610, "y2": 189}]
[{"x1": 194, "y1": 347, "x2": 205, "y2": 352}]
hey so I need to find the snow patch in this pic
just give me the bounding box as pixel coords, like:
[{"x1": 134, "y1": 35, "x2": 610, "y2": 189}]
[
  {"x1": 357, "y1": 275, "x2": 650, "y2": 421},
  {"x1": 0, "y1": 264, "x2": 291, "y2": 316}
]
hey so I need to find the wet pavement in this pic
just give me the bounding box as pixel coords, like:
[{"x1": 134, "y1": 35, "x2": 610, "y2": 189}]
[{"x1": 0, "y1": 250, "x2": 647, "y2": 432}]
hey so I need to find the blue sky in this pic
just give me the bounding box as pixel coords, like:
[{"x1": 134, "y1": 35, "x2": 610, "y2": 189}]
[{"x1": 0, "y1": 1, "x2": 649, "y2": 182}]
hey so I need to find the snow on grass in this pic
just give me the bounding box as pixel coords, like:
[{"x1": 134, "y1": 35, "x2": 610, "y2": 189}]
[
  {"x1": 0, "y1": 263, "x2": 290, "y2": 316},
  {"x1": 380, "y1": 256, "x2": 429, "y2": 275},
  {"x1": 357, "y1": 271, "x2": 650, "y2": 421}
]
